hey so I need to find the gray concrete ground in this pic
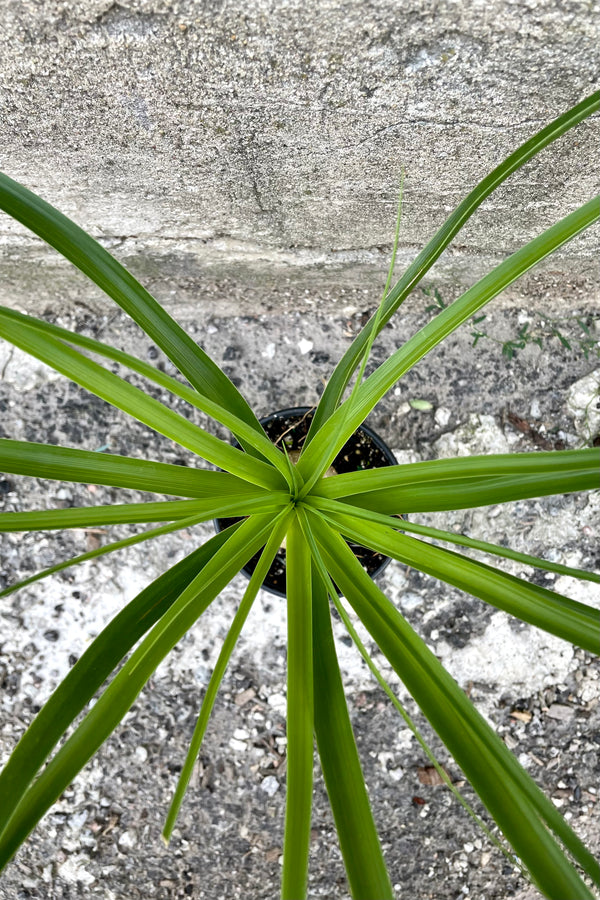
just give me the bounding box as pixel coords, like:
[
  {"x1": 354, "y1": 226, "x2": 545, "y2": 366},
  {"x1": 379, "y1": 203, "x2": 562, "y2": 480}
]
[
  {"x1": 0, "y1": 0, "x2": 599, "y2": 898},
  {"x1": 0, "y1": 300, "x2": 599, "y2": 899}
]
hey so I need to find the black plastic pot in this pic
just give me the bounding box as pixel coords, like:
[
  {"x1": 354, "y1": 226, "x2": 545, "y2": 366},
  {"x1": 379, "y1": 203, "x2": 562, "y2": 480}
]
[{"x1": 215, "y1": 407, "x2": 398, "y2": 598}]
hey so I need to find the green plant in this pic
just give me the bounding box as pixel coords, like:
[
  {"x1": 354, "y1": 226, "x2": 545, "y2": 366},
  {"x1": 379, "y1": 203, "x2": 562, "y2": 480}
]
[
  {"x1": 425, "y1": 286, "x2": 600, "y2": 362},
  {"x1": 0, "y1": 93, "x2": 599, "y2": 900},
  {"x1": 473, "y1": 311, "x2": 600, "y2": 361}
]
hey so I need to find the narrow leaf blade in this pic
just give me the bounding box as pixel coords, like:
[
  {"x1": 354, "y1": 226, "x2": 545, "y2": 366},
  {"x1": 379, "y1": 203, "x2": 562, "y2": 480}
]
[
  {"x1": 312, "y1": 570, "x2": 393, "y2": 900},
  {"x1": 311, "y1": 447, "x2": 600, "y2": 511},
  {"x1": 299, "y1": 198, "x2": 600, "y2": 488},
  {"x1": 163, "y1": 506, "x2": 293, "y2": 839},
  {"x1": 0, "y1": 439, "x2": 268, "y2": 499},
  {"x1": 309, "y1": 93, "x2": 600, "y2": 435},
  {"x1": 308, "y1": 495, "x2": 600, "y2": 584},
  {"x1": 282, "y1": 515, "x2": 314, "y2": 900},
  {"x1": 0, "y1": 526, "x2": 237, "y2": 845},
  {"x1": 308, "y1": 514, "x2": 599, "y2": 897},
  {"x1": 0, "y1": 495, "x2": 288, "y2": 600},
  {"x1": 0, "y1": 305, "x2": 292, "y2": 482},
  {"x1": 0, "y1": 316, "x2": 283, "y2": 489},
  {"x1": 0, "y1": 171, "x2": 265, "y2": 445},
  {"x1": 322, "y1": 509, "x2": 600, "y2": 653},
  {"x1": 0, "y1": 514, "x2": 277, "y2": 871}
]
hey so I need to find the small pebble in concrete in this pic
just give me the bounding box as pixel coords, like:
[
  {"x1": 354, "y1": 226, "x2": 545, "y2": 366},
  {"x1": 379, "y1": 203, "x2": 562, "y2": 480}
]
[
  {"x1": 57, "y1": 855, "x2": 96, "y2": 885},
  {"x1": 435, "y1": 406, "x2": 451, "y2": 427},
  {"x1": 400, "y1": 592, "x2": 424, "y2": 611},
  {"x1": 297, "y1": 338, "x2": 313, "y2": 354},
  {"x1": 260, "y1": 775, "x2": 280, "y2": 796},
  {"x1": 409, "y1": 398, "x2": 433, "y2": 411},
  {"x1": 267, "y1": 692, "x2": 286, "y2": 714},
  {"x1": 118, "y1": 830, "x2": 138, "y2": 851},
  {"x1": 233, "y1": 727, "x2": 250, "y2": 740}
]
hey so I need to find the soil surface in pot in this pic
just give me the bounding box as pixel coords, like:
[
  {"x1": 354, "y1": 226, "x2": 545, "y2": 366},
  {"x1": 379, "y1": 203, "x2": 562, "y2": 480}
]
[{"x1": 216, "y1": 407, "x2": 397, "y2": 596}]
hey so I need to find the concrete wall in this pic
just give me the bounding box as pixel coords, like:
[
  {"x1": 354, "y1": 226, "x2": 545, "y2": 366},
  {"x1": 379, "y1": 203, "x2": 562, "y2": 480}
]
[{"x1": 0, "y1": 0, "x2": 598, "y2": 317}]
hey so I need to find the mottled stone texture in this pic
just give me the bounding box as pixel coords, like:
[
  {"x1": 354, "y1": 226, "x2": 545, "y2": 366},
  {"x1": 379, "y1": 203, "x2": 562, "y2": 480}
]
[{"x1": 0, "y1": 0, "x2": 598, "y2": 316}]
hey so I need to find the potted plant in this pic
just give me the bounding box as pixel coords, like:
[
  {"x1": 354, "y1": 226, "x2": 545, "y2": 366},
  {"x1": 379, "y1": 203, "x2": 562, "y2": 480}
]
[
  {"x1": 0, "y1": 93, "x2": 598, "y2": 900},
  {"x1": 215, "y1": 405, "x2": 400, "y2": 595}
]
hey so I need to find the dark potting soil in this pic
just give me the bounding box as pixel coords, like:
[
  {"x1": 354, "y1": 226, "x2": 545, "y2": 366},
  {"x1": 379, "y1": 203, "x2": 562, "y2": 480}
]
[{"x1": 216, "y1": 407, "x2": 397, "y2": 597}]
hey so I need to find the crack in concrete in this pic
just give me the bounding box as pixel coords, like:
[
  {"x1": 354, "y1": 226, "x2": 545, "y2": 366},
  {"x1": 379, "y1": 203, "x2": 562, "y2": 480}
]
[
  {"x1": 0, "y1": 345, "x2": 14, "y2": 380},
  {"x1": 333, "y1": 117, "x2": 560, "y2": 153}
]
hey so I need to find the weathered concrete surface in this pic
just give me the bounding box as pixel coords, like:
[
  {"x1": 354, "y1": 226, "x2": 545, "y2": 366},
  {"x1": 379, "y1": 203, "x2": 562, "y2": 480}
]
[
  {"x1": 0, "y1": 0, "x2": 599, "y2": 318},
  {"x1": 0, "y1": 302, "x2": 599, "y2": 900}
]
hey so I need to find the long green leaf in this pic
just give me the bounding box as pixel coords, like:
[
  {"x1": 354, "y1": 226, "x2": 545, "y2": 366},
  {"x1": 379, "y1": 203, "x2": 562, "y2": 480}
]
[
  {"x1": 302, "y1": 510, "x2": 518, "y2": 883},
  {"x1": 282, "y1": 514, "x2": 314, "y2": 900},
  {"x1": 311, "y1": 568, "x2": 394, "y2": 900},
  {"x1": 0, "y1": 439, "x2": 266, "y2": 499},
  {"x1": 311, "y1": 447, "x2": 600, "y2": 513},
  {"x1": 308, "y1": 92, "x2": 600, "y2": 437},
  {"x1": 163, "y1": 506, "x2": 293, "y2": 841},
  {"x1": 0, "y1": 316, "x2": 284, "y2": 489},
  {"x1": 0, "y1": 514, "x2": 207, "y2": 601},
  {"x1": 304, "y1": 537, "x2": 514, "y2": 875},
  {"x1": 0, "y1": 495, "x2": 288, "y2": 600},
  {"x1": 308, "y1": 495, "x2": 600, "y2": 584},
  {"x1": 0, "y1": 496, "x2": 282, "y2": 532},
  {"x1": 299, "y1": 198, "x2": 600, "y2": 490},
  {"x1": 0, "y1": 513, "x2": 276, "y2": 871},
  {"x1": 311, "y1": 448, "x2": 599, "y2": 500},
  {"x1": 294, "y1": 508, "x2": 394, "y2": 899},
  {"x1": 329, "y1": 472, "x2": 598, "y2": 513},
  {"x1": 308, "y1": 512, "x2": 599, "y2": 898},
  {"x1": 0, "y1": 306, "x2": 292, "y2": 484},
  {"x1": 0, "y1": 525, "x2": 238, "y2": 849},
  {"x1": 0, "y1": 171, "x2": 266, "y2": 450},
  {"x1": 318, "y1": 507, "x2": 600, "y2": 653},
  {"x1": 0, "y1": 499, "x2": 202, "y2": 531}
]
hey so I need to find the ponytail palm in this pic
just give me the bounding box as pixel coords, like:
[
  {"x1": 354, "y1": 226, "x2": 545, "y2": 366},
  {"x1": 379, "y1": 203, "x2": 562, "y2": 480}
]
[{"x1": 0, "y1": 92, "x2": 599, "y2": 899}]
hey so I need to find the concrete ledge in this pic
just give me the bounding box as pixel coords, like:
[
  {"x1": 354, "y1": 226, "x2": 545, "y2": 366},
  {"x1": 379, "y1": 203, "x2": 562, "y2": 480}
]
[{"x1": 1, "y1": 0, "x2": 598, "y2": 316}]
